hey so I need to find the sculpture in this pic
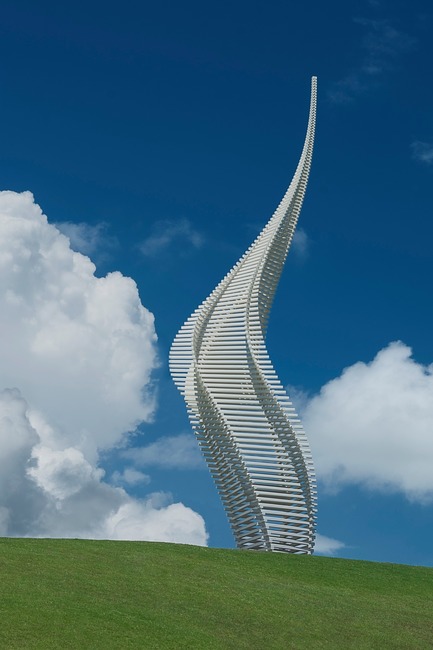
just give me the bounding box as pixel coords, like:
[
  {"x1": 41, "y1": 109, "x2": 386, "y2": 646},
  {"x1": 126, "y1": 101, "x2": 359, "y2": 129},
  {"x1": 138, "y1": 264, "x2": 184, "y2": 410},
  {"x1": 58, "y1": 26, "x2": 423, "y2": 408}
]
[{"x1": 170, "y1": 77, "x2": 317, "y2": 553}]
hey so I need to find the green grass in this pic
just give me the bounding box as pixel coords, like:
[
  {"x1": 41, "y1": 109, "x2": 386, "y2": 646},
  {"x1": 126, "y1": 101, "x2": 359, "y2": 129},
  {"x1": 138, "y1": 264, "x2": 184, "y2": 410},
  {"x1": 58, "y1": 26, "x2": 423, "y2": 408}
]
[{"x1": 0, "y1": 538, "x2": 432, "y2": 649}]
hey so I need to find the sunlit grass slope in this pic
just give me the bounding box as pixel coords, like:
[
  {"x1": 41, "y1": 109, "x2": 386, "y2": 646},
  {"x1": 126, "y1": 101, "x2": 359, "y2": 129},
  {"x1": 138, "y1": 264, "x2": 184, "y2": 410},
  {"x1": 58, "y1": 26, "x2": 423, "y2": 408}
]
[{"x1": 0, "y1": 538, "x2": 432, "y2": 649}]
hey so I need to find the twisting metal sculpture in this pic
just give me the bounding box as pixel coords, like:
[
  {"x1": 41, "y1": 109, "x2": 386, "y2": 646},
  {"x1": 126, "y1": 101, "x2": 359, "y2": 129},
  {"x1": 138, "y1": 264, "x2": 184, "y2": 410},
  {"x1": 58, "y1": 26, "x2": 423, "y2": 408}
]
[{"x1": 170, "y1": 77, "x2": 317, "y2": 553}]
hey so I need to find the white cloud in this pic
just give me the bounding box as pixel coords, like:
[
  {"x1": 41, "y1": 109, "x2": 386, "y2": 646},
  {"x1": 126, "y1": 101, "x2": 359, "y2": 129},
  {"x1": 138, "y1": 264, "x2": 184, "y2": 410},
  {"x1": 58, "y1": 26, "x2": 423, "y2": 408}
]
[
  {"x1": 291, "y1": 228, "x2": 309, "y2": 258},
  {"x1": 0, "y1": 190, "x2": 208, "y2": 545},
  {"x1": 356, "y1": 18, "x2": 414, "y2": 69},
  {"x1": 411, "y1": 141, "x2": 433, "y2": 165},
  {"x1": 329, "y1": 74, "x2": 367, "y2": 105},
  {"x1": 55, "y1": 221, "x2": 114, "y2": 257},
  {"x1": 328, "y1": 17, "x2": 414, "y2": 103},
  {"x1": 28, "y1": 446, "x2": 104, "y2": 500},
  {"x1": 303, "y1": 342, "x2": 433, "y2": 503},
  {"x1": 286, "y1": 385, "x2": 311, "y2": 416},
  {"x1": 123, "y1": 433, "x2": 205, "y2": 470},
  {"x1": 101, "y1": 500, "x2": 207, "y2": 545},
  {"x1": 0, "y1": 190, "x2": 157, "y2": 458},
  {"x1": 140, "y1": 218, "x2": 203, "y2": 257},
  {"x1": 314, "y1": 533, "x2": 345, "y2": 556},
  {"x1": 111, "y1": 468, "x2": 151, "y2": 486}
]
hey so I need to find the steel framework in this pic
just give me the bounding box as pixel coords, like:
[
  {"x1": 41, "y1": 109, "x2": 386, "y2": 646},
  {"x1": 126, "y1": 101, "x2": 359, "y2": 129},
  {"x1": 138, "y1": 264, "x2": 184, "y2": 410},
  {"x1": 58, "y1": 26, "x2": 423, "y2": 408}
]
[{"x1": 170, "y1": 77, "x2": 317, "y2": 553}]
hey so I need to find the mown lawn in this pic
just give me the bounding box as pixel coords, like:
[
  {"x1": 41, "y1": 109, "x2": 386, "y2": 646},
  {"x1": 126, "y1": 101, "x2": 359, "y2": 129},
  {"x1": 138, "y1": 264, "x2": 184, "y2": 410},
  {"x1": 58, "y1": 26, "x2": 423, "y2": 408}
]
[{"x1": 0, "y1": 538, "x2": 432, "y2": 649}]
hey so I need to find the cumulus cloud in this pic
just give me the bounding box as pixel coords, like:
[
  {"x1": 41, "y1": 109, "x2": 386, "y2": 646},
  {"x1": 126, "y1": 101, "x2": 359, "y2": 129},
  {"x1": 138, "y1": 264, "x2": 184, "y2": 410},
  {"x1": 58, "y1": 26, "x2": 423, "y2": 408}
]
[
  {"x1": 139, "y1": 218, "x2": 203, "y2": 257},
  {"x1": 123, "y1": 433, "x2": 205, "y2": 470},
  {"x1": 303, "y1": 342, "x2": 433, "y2": 503},
  {"x1": 101, "y1": 500, "x2": 207, "y2": 545},
  {"x1": 0, "y1": 190, "x2": 208, "y2": 545},
  {"x1": 314, "y1": 533, "x2": 345, "y2": 556},
  {"x1": 411, "y1": 141, "x2": 433, "y2": 165}
]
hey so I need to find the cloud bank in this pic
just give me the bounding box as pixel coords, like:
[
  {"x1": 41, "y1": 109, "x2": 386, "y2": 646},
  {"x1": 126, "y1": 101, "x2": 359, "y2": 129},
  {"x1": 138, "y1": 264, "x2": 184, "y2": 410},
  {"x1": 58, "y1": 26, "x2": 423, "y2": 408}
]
[
  {"x1": 0, "y1": 190, "x2": 207, "y2": 545},
  {"x1": 302, "y1": 342, "x2": 433, "y2": 503}
]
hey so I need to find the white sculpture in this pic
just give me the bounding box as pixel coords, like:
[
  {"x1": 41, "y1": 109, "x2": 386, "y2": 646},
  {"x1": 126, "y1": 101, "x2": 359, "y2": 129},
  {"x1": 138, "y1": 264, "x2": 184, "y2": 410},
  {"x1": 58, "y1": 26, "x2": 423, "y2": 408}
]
[{"x1": 170, "y1": 77, "x2": 317, "y2": 553}]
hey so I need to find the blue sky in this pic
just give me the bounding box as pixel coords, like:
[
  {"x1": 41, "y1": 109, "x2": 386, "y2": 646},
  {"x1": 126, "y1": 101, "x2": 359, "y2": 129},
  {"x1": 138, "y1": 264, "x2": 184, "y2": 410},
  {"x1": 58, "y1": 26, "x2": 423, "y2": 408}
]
[{"x1": 0, "y1": 0, "x2": 432, "y2": 565}]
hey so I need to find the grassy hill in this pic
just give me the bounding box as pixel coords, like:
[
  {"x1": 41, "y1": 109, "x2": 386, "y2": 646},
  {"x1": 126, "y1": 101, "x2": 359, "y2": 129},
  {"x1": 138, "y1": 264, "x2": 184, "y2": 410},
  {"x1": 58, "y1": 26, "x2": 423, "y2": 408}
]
[{"x1": 0, "y1": 538, "x2": 432, "y2": 649}]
